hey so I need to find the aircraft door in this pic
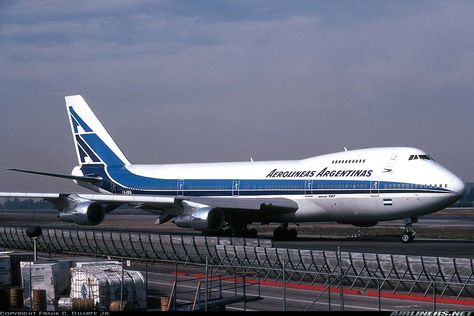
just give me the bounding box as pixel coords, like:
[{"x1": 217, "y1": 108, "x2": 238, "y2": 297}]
[
  {"x1": 232, "y1": 179, "x2": 240, "y2": 197},
  {"x1": 370, "y1": 180, "x2": 379, "y2": 197},
  {"x1": 305, "y1": 179, "x2": 313, "y2": 196},
  {"x1": 177, "y1": 179, "x2": 184, "y2": 196}
]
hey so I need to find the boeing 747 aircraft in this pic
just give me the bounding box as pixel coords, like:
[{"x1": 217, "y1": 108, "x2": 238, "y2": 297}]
[{"x1": 1, "y1": 95, "x2": 466, "y2": 242}]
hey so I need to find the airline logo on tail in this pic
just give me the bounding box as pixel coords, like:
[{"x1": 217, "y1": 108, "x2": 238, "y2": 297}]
[
  {"x1": 65, "y1": 95, "x2": 129, "y2": 167},
  {"x1": 68, "y1": 106, "x2": 101, "y2": 164}
]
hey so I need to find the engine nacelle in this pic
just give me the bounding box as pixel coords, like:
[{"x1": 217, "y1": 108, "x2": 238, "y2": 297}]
[
  {"x1": 58, "y1": 202, "x2": 106, "y2": 226},
  {"x1": 174, "y1": 207, "x2": 224, "y2": 231}
]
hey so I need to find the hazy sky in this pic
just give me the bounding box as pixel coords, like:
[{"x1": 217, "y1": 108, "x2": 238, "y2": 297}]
[{"x1": 1, "y1": 1, "x2": 474, "y2": 193}]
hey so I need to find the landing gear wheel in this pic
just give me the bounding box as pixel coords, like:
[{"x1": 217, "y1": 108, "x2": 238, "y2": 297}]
[
  {"x1": 273, "y1": 226, "x2": 283, "y2": 241},
  {"x1": 401, "y1": 232, "x2": 414, "y2": 243},
  {"x1": 400, "y1": 218, "x2": 416, "y2": 243}
]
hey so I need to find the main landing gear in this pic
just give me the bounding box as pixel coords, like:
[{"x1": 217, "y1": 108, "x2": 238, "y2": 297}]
[
  {"x1": 226, "y1": 223, "x2": 258, "y2": 238},
  {"x1": 273, "y1": 223, "x2": 298, "y2": 241},
  {"x1": 238, "y1": 228, "x2": 258, "y2": 238},
  {"x1": 400, "y1": 218, "x2": 417, "y2": 243}
]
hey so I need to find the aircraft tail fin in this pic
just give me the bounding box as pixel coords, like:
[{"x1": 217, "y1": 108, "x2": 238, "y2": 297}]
[{"x1": 65, "y1": 95, "x2": 130, "y2": 167}]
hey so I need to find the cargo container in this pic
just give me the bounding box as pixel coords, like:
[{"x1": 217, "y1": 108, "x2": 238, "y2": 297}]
[
  {"x1": 20, "y1": 260, "x2": 72, "y2": 310},
  {"x1": 70, "y1": 266, "x2": 146, "y2": 310}
]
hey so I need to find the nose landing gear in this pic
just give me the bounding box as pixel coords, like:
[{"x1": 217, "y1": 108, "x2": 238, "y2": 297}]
[{"x1": 400, "y1": 217, "x2": 417, "y2": 243}]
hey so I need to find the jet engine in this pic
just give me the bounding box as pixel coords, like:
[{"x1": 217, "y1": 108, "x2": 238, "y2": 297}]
[
  {"x1": 58, "y1": 201, "x2": 106, "y2": 226},
  {"x1": 173, "y1": 207, "x2": 224, "y2": 231}
]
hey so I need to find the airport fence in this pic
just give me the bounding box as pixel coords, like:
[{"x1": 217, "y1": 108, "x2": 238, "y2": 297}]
[
  {"x1": 168, "y1": 258, "x2": 473, "y2": 311},
  {"x1": 5, "y1": 252, "x2": 472, "y2": 311},
  {"x1": 0, "y1": 226, "x2": 473, "y2": 302}
]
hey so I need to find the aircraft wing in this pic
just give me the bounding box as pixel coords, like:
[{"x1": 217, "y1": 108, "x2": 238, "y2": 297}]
[
  {"x1": 183, "y1": 196, "x2": 298, "y2": 215},
  {"x1": 0, "y1": 192, "x2": 298, "y2": 216},
  {"x1": 0, "y1": 192, "x2": 177, "y2": 212},
  {"x1": 0, "y1": 192, "x2": 62, "y2": 199}
]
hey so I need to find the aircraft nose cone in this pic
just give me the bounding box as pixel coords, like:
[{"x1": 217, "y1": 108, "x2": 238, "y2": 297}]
[{"x1": 450, "y1": 176, "x2": 466, "y2": 197}]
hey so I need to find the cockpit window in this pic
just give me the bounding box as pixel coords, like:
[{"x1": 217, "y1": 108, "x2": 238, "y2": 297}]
[
  {"x1": 409, "y1": 154, "x2": 433, "y2": 161},
  {"x1": 419, "y1": 155, "x2": 432, "y2": 160}
]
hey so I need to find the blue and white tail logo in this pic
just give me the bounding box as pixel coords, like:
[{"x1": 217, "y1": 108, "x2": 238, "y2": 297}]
[{"x1": 65, "y1": 95, "x2": 130, "y2": 167}]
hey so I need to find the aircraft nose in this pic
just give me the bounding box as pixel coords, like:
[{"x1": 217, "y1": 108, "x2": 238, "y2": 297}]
[{"x1": 450, "y1": 176, "x2": 466, "y2": 197}]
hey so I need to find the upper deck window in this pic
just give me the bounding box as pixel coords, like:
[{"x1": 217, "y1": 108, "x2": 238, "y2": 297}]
[{"x1": 331, "y1": 159, "x2": 366, "y2": 164}]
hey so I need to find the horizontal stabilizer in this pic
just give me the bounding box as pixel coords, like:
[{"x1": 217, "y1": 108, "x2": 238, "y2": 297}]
[{"x1": 6, "y1": 168, "x2": 103, "y2": 184}]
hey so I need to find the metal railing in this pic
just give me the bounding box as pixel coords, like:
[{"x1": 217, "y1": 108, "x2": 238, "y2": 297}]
[{"x1": 0, "y1": 226, "x2": 473, "y2": 299}]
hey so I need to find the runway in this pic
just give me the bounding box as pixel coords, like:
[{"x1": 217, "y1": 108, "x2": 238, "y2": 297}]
[{"x1": 0, "y1": 209, "x2": 473, "y2": 258}]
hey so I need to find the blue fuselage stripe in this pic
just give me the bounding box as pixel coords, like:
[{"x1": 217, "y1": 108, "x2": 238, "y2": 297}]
[{"x1": 80, "y1": 165, "x2": 451, "y2": 197}]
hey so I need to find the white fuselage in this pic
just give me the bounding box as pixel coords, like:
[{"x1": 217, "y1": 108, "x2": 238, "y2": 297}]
[{"x1": 79, "y1": 147, "x2": 465, "y2": 225}]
